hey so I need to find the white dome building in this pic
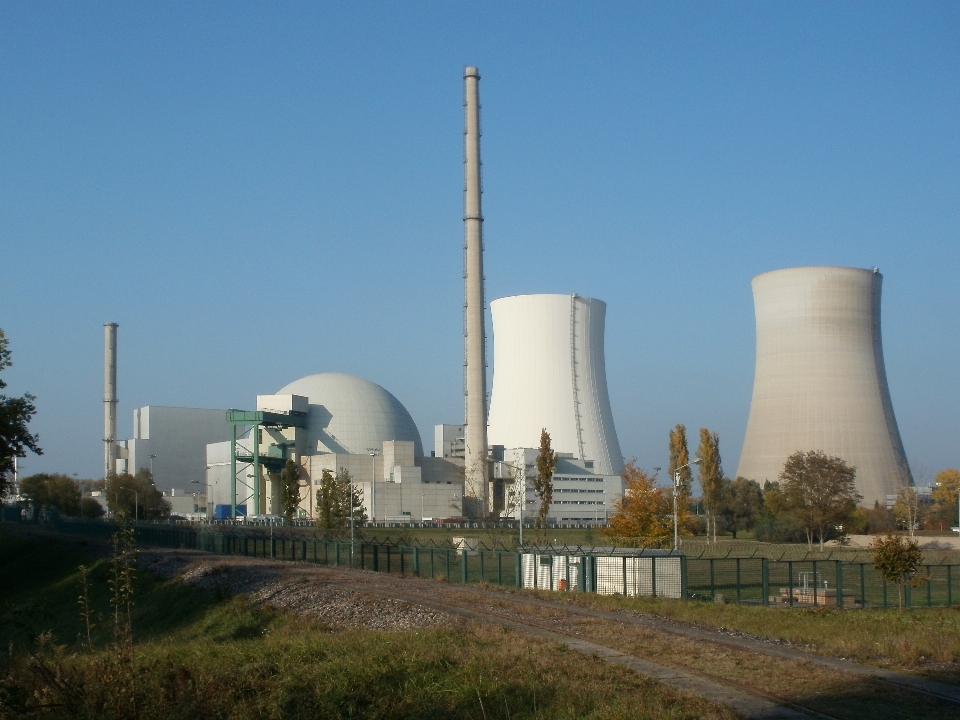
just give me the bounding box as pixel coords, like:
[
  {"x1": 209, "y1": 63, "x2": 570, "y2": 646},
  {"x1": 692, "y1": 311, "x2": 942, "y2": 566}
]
[{"x1": 276, "y1": 372, "x2": 423, "y2": 457}]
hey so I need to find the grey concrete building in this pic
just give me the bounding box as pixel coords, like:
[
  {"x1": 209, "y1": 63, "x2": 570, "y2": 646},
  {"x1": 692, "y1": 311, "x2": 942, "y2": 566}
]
[{"x1": 736, "y1": 266, "x2": 912, "y2": 506}]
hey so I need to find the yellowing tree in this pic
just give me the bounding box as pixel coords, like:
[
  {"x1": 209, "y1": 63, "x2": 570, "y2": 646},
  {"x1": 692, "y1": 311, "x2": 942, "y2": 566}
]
[
  {"x1": 697, "y1": 428, "x2": 723, "y2": 544},
  {"x1": 606, "y1": 460, "x2": 671, "y2": 543},
  {"x1": 931, "y1": 468, "x2": 960, "y2": 529},
  {"x1": 668, "y1": 424, "x2": 695, "y2": 541}
]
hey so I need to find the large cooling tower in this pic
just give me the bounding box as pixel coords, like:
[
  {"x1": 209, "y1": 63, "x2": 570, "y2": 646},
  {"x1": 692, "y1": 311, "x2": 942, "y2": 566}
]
[
  {"x1": 736, "y1": 266, "x2": 911, "y2": 505},
  {"x1": 488, "y1": 294, "x2": 624, "y2": 476}
]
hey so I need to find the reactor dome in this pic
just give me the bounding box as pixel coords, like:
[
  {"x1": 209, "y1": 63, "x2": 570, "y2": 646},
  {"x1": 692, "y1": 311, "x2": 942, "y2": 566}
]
[{"x1": 277, "y1": 373, "x2": 423, "y2": 457}]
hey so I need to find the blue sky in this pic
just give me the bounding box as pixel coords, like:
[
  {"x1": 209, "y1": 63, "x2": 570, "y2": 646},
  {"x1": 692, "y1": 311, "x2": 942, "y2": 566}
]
[{"x1": 2, "y1": 2, "x2": 958, "y2": 483}]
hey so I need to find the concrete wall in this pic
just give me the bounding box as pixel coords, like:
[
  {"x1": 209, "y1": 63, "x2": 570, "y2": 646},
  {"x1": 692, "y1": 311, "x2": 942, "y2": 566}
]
[
  {"x1": 118, "y1": 406, "x2": 232, "y2": 494},
  {"x1": 736, "y1": 267, "x2": 912, "y2": 506}
]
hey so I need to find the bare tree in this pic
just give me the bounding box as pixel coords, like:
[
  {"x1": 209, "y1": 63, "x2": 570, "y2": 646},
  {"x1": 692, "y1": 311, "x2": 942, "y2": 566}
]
[{"x1": 892, "y1": 466, "x2": 925, "y2": 539}]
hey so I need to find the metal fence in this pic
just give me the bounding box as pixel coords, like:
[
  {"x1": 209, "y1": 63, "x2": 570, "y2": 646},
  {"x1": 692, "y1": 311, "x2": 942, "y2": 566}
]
[{"x1": 18, "y1": 518, "x2": 960, "y2": 609}]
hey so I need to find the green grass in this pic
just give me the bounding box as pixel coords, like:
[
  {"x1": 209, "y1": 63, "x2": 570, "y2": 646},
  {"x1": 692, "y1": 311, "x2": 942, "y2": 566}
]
[
  {"x1": 0, "y1": 526, "x2": 733, "y2": 720},
  {"x1": 536, "y1": 588, "x2": 960, "y2": 681}
]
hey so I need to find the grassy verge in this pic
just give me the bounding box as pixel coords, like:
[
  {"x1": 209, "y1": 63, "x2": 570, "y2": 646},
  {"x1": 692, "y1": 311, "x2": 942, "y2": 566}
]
[
  {"x1": 532, "y1": 588, "x2": 960, "y2": 681},
  {"x1": 0, "y1": 526, "x2": 733, "y2": 719}
]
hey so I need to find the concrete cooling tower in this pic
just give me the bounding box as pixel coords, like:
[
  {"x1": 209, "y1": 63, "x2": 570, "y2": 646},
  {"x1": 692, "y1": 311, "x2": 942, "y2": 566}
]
[
  {"x1": 487, "y1": 294, "x2": 624, "y2": 476},
  {"x1": 736, "y1": 266, "x2": 912, "y2": 506}
]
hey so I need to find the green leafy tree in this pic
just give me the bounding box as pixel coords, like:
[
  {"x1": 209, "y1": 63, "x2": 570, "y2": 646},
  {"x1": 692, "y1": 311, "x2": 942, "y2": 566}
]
[
  {"x1": 80, "y1": 496, "x2": 105, "y2": 518},
  {"x1": 315, "y1": 468, "x2": 366, "y2": 530},
  {"x1": 668, "y1": 424, "x2": 694, "y2": 537},
  {"x1": 780, "y1": 450, "x2": 861, "y2": 551},
  {"x1": 533, "y1": 429, "x2": 557, "y2": 534},
  {"x1": 697, "y1": 428, "x2": 723, "y2": 543},
  {"x1": 105, "y1": 469, "x2": 170, "y2": 520},
  {"x1": 19, "y1": 473, "x2": 82, "y2": 516},
  {"x1": 717, "y1": 477, "x2": 764, "y2": 538},
  {"x1": 279, "y1": 459, "x2": 302, "y2": 523},
  {"x1": 0, "y1": 329, "x2": 42, "y2": 497},
  {"x1": 871, "y1": 534, "x2": 927, "y2": 610}
]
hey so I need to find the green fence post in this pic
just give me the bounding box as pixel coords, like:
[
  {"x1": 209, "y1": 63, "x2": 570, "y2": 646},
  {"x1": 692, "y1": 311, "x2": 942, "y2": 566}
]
[
  {"x1": 651, "y1": 556, "x2": 657, "y2": 598},
  {"x1": 478, "y1": 550, "x2": 484, "y2": 583},
  {"x1": 788, "y1": 561, "x2": 794, "y2": 608},
  {"x1": 335, "y1": 542, "x2": 340, "y2": 567},
  {"x1": 446, "y1": 549, "x2": 451, "y2": 581},
  {"x1": 813, "y1": 560, "x2": 819, "y2": 607},
  {"x1": 430, "y1": 548, "x2": 435, "y2": 578},
  {"x1": 579, "y1": 556, "x2": 587, "y2": 593},
  {"x1": 948, "y1": 565, "x2": 953, "y2": 607},
  {"x1": 498, "y1": 553, "x2": 503, "y2": 586},
  {"x1": 883, "y1": 578, "x2": 888, "y2": 608},
  {"x1": 400, "y1": 547, "x2": 405, "y2": 576},
  {"x1": 927, "y1": 566, "x2": 932, "y2": 606},
  {"x1": 861, "y1": 563, "x2": 866, "y2": 608},
  {"x1": 516, "y1": 552, "x2": 522, "y2": 588},
  {"x1": 735, "y1": 558, "x2": 741, "y2": 604},
  {"x1": 905, "y1": 581, "x2": 912, "y2": 608},
  {"x1": 836, "y1": 561, "x2": 844, "y2": 609},
  {"x1": 622, "y1": 556, "x2": 628, "y2": 596},
  {"x1": 680, "y1": 554, "x2": 688, "y2": 600},
  {"x1": 762, "y1": 558, "x2": 769, "y2": 606},
  {"x1": 710, "y1": 558, "x2": 716, "y2": 600},
  {"x1": 414, "y1": 547, "x2": 419, "y2": 576},
  {"x1": 302, "y1": 540, "x2": 307, "y2": 561},
  {"x1": 461, "y1": 550, "x2": 468, "y2": 584},
  {"x1": 386, "y1": 546, "x2": 391, "y2": 574},
  {"x1": 373, "y1": 545, "x2": 379, "y2": 572}
]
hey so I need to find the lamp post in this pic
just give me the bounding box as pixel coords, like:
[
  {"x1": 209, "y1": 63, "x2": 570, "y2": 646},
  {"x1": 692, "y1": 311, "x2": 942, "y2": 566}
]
[
  {"x1": 421, "y1": 493, "x2": 425, "y2": 524},
  {"x1": 149, "y1": 453, "x2": 156, "y2": 480},
  {"x1": 134, "y1": 490, "x2": 138, "y2": 522},
  {"x1": 673, "y1": 458, "x2": 701, "y2": 551},
  {"x1": 191, "y1": 479, "x2": 210, "y2": 522},
  {"x1": 489, "y1": 456, "x2": 528, "y2": 547},
  {"x1": 368, "y1": 450, "x2": 379, "y2": 525},
  {"x1": 348, "y1": 471, "x2": 357, "y2": 566}
]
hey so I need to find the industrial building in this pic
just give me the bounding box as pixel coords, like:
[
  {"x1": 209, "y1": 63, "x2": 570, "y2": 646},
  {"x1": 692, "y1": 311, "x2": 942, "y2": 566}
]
[
  {"x1": 205, "y1": 373, "x2": 464, "y2": 521},
  {"x1": 116, "y1": 406, "x2": 232, "y2": 493},
  {"x1": 736, "y1": 266, "x2": 912, "y2": 505}
]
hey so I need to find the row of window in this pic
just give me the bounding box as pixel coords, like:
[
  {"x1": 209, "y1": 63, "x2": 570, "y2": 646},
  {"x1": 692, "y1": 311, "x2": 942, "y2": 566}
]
[
  {"x1": 554, "y1": 476, "x2": 606, "y2": 483},
  {"x1": 553, "y1": 500, "x2": 605, "y2": 505},
  {"x1": 553, "y1": 488, "x2": 604, "y2": 494}
]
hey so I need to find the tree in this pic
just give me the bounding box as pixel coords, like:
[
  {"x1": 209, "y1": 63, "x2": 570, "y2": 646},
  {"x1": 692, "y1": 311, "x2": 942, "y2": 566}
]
[
  {"x1": 80, "y1": 496, "x2": 105, "y2": 518},
  {"x1": 697, "y1": 428, "x2": 723, "y2": 543},
  {"x1": 0, "y1": 329, "x2": 42, "y2": 497},
  {"x1": 315, "y1": 468, "x2": 366, "y2": 530},
  {"x1": 892, "y1": 484, "x2": 924, "y2": 538},
  {"x1": 668, "y1": 424, "x2": 694, "y2": 540},
  {"x1": 931, "y1": 468, "x2": 960, "y2": 530},
  {"x1": 780, "y1": 451, "x2": 861, "y2": 551},
  {"x1": 279, "y1": 459, "x2": 302, "y2": 523},
  {"x1": 871, "y1": 534, "x2": 927, "y2": 610},
  {"x1": 717, "y1": 477, "x2": 764, "y2": 538},
  {"x1": 533, "y1": 429, "x2": 556, "y2": 533},
  {"x1": 606, "y1": 460, "x2": 671, "y2": 542},
  {"x1": 19, "y1": 473, "x2": 82, "y2": 516},
  {"x1": 105, "y1": 469, "x2": 170, "y2": 520}
]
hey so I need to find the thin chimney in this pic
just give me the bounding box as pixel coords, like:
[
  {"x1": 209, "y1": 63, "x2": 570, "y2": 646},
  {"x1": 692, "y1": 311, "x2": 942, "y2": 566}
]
[
  {"x1": 462, "y1": 66, "x2": 489, "y2": 516},
  {"x1": 104, "y1": 322, "x2": 118, "y2": 479}
]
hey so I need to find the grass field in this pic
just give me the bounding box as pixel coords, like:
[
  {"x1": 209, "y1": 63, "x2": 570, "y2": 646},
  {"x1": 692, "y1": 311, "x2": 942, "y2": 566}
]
[
  {"x1": 0, "y1": 527, "x2": 735, "y2": 719},
  {"x1": 535, "y1": 588, "x2": 960, "y2": 683}
]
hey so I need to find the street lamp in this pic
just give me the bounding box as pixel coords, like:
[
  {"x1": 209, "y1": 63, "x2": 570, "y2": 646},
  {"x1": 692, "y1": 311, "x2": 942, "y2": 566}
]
[
  {"x1": 149, "y1": 454, "x2": 157, "y2": 480},
  {"x1": 368, "y1": 449, "x2": 379, "y2": 525},
  {"x1": 673, "y1": 458, "x2": 701, "y2": 551}
]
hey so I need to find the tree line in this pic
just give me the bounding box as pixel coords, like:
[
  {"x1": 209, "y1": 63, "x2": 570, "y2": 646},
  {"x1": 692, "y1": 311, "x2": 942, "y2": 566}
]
[{"x1": 609, "y1": 424, "x2": 960, "y2": 550}]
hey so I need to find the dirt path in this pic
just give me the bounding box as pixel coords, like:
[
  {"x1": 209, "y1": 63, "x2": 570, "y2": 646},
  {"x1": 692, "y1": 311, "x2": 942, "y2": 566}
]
[{"x1": 142, "y1": 547, "x2": 960, "y2": 720}]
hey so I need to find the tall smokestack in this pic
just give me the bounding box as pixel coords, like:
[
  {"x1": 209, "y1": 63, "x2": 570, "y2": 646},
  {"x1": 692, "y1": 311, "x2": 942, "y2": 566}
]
[
  {"x1": 463, "y1": 66, "x2": 489, "y2": 517},
  {"x1": 103, "y1": 322, "x2": 118, "y2": 479}
]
